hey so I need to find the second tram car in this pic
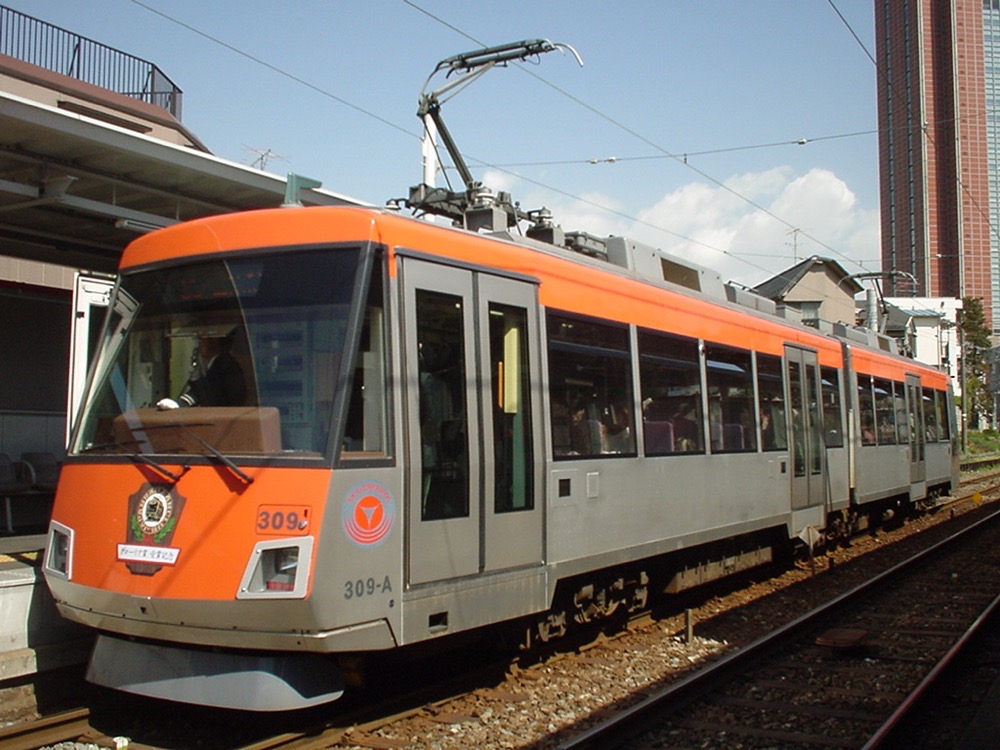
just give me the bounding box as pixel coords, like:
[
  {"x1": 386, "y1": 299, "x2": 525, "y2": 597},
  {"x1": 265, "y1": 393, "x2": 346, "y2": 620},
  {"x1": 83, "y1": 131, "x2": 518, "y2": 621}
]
[{"x1": 43, "y1": 205, "x2": 958, "y2": 710}]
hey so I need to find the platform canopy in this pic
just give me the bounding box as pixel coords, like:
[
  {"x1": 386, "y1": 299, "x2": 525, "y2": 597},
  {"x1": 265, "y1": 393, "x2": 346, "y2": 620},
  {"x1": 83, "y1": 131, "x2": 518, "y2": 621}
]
[{"x1": 0, "y1": 91, "x2": 367, "y2": 273}]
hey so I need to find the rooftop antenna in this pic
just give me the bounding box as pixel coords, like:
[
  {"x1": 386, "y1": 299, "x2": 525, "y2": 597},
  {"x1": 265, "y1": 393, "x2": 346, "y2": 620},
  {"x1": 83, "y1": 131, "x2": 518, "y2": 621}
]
[
  {"x1": 243, "y1": 145, "x2": 288, "y2": 171},
  {"x1": 407, "y1": 39, "x2": 582, "y2": 230},
  {"x1": 786, "y1": 227, "x2": 804, "y2": 263}
]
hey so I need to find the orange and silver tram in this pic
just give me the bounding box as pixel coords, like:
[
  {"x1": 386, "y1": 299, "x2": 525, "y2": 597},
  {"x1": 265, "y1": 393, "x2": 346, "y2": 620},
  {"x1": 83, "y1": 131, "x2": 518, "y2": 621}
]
[{"x1": 42, "y1": 205, "x2": 959, "y2": 710}]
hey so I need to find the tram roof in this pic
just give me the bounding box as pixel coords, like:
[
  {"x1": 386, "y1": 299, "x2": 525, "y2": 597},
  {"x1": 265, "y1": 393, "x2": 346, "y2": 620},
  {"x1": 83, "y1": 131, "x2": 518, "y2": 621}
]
[{"x1": 120, "y1": 205, "x2": 952, "y2": 387}]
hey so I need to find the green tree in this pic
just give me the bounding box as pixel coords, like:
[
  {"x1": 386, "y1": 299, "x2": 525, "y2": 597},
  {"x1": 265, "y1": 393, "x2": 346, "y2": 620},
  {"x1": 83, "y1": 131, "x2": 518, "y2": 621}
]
[{"x1": 959, "y1": 296, "x2": 992, "y2": 425}]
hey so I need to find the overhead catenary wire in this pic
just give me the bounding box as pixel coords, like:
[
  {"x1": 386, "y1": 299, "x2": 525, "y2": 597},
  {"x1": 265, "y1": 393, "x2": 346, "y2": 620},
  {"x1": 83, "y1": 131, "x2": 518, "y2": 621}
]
[
  {"x1": 125, "y1": 0, "x2": 776, "y2": 278},
  {"x1": 127, "y1": 0, "x2": 416, "y2": 141},
  {"x1": 492, "y1": 129, "x2": 875, "y2": 168},
  {"x1": 128, "y1": 0, "x2": 866, "y2": 281},
  {"x1": 403, "y1": 0, "x2": 874, "y2": 276}
]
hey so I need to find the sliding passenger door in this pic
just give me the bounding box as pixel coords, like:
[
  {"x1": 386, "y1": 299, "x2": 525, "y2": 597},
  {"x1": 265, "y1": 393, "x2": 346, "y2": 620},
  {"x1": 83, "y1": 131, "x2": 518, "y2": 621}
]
[
  {"x1": 401, "y1": 256, "x2": 543, "y2": 586},
  {"x1": 906, "y1": 375, "x2": 926, "y2": 484},
  {"x1": 478, "y1": 274, "x2": 543, "y2": 572},
  {"x1": 785, "y1": 346, "x2": 825, "y2": 510}
]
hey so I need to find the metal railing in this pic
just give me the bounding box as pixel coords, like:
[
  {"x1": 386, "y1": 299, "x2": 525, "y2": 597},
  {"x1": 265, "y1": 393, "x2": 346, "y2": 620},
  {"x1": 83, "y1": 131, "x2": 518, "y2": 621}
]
[{"x1": 0, "y1": 4, "x2": 183, "y2": 118}]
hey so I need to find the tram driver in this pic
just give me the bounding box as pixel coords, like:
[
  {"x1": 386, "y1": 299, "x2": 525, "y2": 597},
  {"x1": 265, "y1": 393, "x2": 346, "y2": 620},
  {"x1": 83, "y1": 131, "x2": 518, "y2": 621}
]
[{"x1": 157, "y1": 333, "x2": 247, "y2": 409}]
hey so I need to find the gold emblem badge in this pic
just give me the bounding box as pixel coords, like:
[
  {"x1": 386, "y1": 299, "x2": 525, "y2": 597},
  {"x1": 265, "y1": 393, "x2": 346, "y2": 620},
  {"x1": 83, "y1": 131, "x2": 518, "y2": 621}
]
[{"x1": 122, "y1": 483, "x2": 186, "y2": 576}]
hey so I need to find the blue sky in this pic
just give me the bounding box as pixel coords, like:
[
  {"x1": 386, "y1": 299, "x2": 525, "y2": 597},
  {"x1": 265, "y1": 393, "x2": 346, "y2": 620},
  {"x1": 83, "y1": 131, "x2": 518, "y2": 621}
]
[{"x1": 10, "y1": 1, "x2": 881, "y2": 286}]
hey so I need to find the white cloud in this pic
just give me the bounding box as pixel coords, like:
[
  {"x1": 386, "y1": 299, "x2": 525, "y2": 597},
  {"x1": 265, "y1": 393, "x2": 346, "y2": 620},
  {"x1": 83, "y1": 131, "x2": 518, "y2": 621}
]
[
  {"x1": 481, "y1": 168, "x2": 518, "y2": 194},
  {"x1": 626, "y1": 167, "x2": 879, "y2": 286},
  {"x1": 491, "y1": 166, "x2": 879, "y2": 288}
]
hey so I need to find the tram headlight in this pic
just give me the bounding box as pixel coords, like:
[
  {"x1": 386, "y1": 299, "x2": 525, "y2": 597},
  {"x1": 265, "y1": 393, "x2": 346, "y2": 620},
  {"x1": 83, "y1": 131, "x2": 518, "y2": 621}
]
[
  {"x1": 263, "y1": 547, "x2": 298, "y2": 591},
  {"x1": 237, "y1": 537, "x2": 313, "y2": 599},
  {"x1": 45, "y1": 521, "x2": 73, "y2": 579}
]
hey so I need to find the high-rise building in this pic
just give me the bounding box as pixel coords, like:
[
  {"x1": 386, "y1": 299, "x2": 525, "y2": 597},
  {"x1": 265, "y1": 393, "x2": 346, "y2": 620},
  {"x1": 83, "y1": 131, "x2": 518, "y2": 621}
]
[{"x1": 875, "y1": 1, "x2": 997, "y2": 334}]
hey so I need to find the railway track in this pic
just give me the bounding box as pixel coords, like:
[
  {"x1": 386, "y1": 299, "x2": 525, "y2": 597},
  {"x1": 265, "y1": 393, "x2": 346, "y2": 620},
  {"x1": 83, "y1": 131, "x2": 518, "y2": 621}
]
[
  {"x1": 555, "y1": 505, "x2": 1000, "y2": 749},
  {"x1": 230, "y1": 478, "x2": 1000, "y2": 750},
  {"x1": 959, "y1": 454, "x2": 1000, "y2": 473}
]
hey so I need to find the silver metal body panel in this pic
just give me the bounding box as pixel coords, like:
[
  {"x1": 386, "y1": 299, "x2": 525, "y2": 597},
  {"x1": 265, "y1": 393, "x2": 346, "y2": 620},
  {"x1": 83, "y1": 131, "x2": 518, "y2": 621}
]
[
  {"x1": 401, "y1": 567, "x2": 548, "y2": 644},
  {"x1": 826, "y1": 447, "x2": 850, "y2": 511},
  {"x1": 854, "y1": 445, "x2": 911, "y2": 503},
  {"x1": 545, "y1": 454, "x2": 792, "y2": 566},
  {"x1": 543, "y1": 510, "x2": 792, "y2": 586},
  {"x1": 319, "y1": 466, "x2": 405, "y2": 647},
  {"x1": 924, "y1": 441, "x2": 955, "y2": 489},
  {"x1": 48, "y1": 582, "x2": 398, "y2": 651}
]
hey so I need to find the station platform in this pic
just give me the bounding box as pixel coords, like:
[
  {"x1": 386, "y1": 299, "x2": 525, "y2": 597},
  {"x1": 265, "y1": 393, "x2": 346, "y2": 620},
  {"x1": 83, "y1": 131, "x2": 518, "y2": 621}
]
[{"x1": 0, "y1": 534, "x2": 91, "y2": 685}]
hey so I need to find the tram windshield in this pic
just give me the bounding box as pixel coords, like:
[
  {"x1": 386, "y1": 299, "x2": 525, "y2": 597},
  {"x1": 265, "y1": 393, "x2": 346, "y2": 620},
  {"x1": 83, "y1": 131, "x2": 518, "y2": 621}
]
[{"x1": 73, "y1": 246, "x2": 382, "y2": 460}]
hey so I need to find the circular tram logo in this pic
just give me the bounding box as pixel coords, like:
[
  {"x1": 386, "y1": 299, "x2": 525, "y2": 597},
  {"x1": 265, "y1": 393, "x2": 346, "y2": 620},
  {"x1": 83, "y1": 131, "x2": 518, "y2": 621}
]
[
  {"x1": 342, "y1": 482, "x2": 395, "y2": 547},
  {"x1": 138, "y1": 489, "x2": 173, "y2": 536}
]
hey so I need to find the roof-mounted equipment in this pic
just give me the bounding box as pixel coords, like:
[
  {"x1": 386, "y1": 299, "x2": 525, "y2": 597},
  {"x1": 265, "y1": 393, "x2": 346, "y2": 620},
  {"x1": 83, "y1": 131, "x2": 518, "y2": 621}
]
[{"x1": 407, "y1": 39, "x2": 582, "y2": 231}]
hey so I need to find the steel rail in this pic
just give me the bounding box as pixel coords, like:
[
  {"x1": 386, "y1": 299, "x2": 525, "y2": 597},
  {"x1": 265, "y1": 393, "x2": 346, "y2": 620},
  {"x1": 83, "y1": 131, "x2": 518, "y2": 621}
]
[
  {"x1": 0, "y1": 707, "x2": 92, "y2": 750},
  {"x1": 861, "y1": 588, "x2": 1000, "y2": 748}
]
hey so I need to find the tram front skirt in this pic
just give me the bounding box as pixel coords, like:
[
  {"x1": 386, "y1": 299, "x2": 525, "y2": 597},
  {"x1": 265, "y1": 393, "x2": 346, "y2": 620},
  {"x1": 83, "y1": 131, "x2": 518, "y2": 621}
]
[{"x1": 86, "y1": 634, "x2": 345, "y2": 711}]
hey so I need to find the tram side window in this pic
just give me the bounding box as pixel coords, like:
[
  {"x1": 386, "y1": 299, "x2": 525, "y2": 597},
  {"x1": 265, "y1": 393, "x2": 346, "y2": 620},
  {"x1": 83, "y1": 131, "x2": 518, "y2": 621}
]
[
  {"x1": 706, "y1": 345, "x2": 757, "y2": 453},
  {"x1": 417, "y1": 290, "x2": 469, "y2": 521},
  {"x1": 341, "y1": 263, "x2": 388, "y2": 459},
  {"x1": 893, "y1": 381, "x2": 908, "y2": 446},
  {"x1": 858, "y1": 375, "x2": 876, "y2": 445},
  {"x1": 756, "y1": 353, "x2": 787, "y2": 451},
  {"x1": 922, "y1": 387, "x2": 939, "y2": 442},
  {"x1": 873, "y1": 378, "x2": 896, "y2": 445},
  {"x1": 820, "y1": 367, "x2": 844, "y2": 448},
  {"x1": 547, "y1": 312, "x2": 636, "y2": 459},
  {"x1": 936, "y1": 390, "x2": 952, "y2": 441},
  {"x1": 637, "y1": 329, "x2": 704, "y2": 455},
  {"x1": 490, "y1": 302, "x2": 533, "y2": 513}
]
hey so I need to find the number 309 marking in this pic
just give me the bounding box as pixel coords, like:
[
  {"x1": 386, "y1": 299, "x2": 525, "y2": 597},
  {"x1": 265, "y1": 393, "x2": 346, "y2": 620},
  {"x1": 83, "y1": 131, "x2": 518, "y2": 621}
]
[{"x1": 256, "y1": 505, "x2": 310, "y2": 535}]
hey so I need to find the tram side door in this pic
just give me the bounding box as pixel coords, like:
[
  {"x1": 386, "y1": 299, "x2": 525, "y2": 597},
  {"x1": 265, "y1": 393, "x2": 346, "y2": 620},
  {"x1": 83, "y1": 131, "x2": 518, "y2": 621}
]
[
  {"x1": 906, "y1": 375, "x2": 926, "y2": 484},
  {"x1": 785, "y1": 346, "x2": 825, "y2": 510},
  {"x1": 402, "y1": 257, "x2": 543, "y2": 586}
]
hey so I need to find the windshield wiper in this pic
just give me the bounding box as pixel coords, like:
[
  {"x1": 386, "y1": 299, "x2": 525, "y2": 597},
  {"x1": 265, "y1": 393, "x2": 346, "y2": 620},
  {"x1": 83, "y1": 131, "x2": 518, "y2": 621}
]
[
  {"x1": 81, "y1": 440, "x2": 189, "y2": 483},
  {"x1": 137, "y1": 422, "x2": 255, "y2": 485},
  {"x1": 181, "y1": 428, "x2": 254, "y2": 485}
]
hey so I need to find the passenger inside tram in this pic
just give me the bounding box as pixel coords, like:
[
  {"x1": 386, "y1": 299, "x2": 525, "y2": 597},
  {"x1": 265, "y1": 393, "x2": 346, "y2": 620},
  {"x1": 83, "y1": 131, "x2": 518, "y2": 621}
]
[
  {"x1": 760, "y1": 405, "x2": 776, "y2": 450},
  {"x1": 670, "y1": 399, "x2": 701, "y2": 452},
  {"x1": 601, "y1": 399, "x2": 633, "y2": 453},
  {"x1": 569, "y1": 396, "x2": 603, "y2": 455}
]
